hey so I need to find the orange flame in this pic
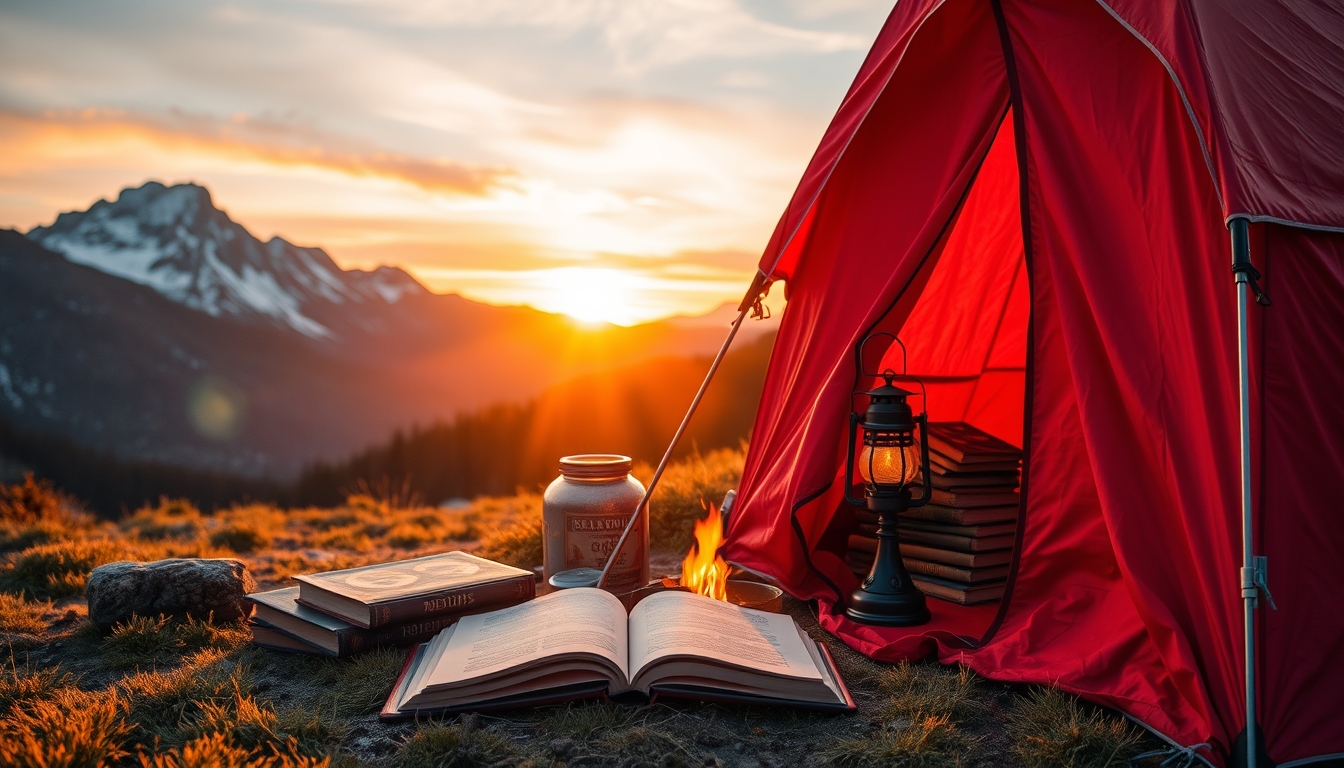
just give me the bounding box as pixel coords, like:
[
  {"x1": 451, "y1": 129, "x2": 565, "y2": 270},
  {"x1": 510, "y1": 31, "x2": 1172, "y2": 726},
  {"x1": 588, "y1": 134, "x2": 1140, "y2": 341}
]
[{"x1": 680, "y1": 503, "x2": 729, "y2": 601}]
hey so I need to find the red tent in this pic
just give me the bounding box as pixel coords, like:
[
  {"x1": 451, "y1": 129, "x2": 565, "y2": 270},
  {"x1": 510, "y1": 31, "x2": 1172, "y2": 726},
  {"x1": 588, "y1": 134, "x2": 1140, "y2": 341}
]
[{"x1": 720, "y1": 0, "x2": 1344, "y2": 764}]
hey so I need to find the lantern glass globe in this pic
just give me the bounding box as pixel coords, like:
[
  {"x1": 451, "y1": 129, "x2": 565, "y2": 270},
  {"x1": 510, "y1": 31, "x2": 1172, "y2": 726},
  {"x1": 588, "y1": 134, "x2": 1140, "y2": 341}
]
[{"x1": 858, "y1": 443, "x2": 921, "y2": 486}]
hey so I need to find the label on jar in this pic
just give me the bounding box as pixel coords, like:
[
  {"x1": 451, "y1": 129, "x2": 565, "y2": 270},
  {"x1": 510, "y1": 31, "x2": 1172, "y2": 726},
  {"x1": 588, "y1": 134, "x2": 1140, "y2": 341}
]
[{"x1": 565, "y1": 513, "x2": 643, "y2": 593}]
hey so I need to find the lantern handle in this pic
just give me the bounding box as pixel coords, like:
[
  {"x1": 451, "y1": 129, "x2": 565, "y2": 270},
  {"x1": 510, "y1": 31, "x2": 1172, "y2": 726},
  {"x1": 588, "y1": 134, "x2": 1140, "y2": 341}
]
[{"x1": 857, "y1": 332, "x2": 907, "y2": 377}]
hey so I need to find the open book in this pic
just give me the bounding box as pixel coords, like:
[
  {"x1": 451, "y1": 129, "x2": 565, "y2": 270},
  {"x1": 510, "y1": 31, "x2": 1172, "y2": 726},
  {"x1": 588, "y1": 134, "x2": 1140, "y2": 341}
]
[{"x1": 382, "y1": 587, "x2": 854, "y2": 718}]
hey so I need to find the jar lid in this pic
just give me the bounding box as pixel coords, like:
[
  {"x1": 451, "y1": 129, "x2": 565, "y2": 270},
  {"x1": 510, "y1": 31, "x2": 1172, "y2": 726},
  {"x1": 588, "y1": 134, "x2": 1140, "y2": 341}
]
[
  {"x1": 548, "y1": 567, "x2": 602, "y2": 589},
  {"x1": 558, "y1": 454, "x2": 633, "y2": 480}
]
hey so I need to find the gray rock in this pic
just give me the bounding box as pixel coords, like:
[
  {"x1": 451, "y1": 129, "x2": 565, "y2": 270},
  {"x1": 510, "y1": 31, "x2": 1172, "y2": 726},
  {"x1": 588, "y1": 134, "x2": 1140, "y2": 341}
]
[{"x1": 85, "y1": 558, "x2": 255, "y2": 632}]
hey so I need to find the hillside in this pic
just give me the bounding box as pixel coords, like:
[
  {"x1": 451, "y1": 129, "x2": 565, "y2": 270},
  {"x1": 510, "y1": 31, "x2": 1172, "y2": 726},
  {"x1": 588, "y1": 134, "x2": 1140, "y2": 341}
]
[
  {"x1": 295, "y1": 329, "x2": 777, "y2": 506},
  {"x1": 2, "y1": 182, "x2": 774, "y2": 477},
  {"x1": 0, "y1": 463, "x2": 1158, "y2": 768}
]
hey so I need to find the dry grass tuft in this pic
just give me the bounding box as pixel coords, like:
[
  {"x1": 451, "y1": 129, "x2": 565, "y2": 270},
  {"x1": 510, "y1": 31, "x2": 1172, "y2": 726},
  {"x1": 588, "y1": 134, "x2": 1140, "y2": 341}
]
[
  {"x1": 0, "y1": 658, "x2": 79, "y2": 716},
  {"x1": 209, "y1": 523, "x2": 272, "y2": 554},
  {"x1": 0, "y1": 539, "x2": 126, "y2": 599},
  {"x1": 121, "y1": 498, "x2": 206, "y2": 542},
  {"x1": 0, "y1": 686, "x2": 132, "y2": 768},
  {"x1": 474, "y1": 494, "x2": 543, "y2": 569},
  {"x1": 537, "y1": 702, "x2": 699, "y2": 766},
  {"x1": 117, "y1": 649, "x2": 246, "y2": 749},
  {"x1": 637, "y1": 445, "x2": 745, "y2": 554},
  {"x1": 0, "y1": 592, "x2": 49, "y2": 635},
  {"x1": 875, "y1": 661, "x2": 985, "y2": 724},
  {"x1": 397, "y1": 719, "x2": 522, "y2": 768},
  {"x1": 101, "y1": 615, "x2": 251, "y2": 669},
  {"x1": 0, "y1": 474, "x2": 97, "y2": 553},
  {"x1": 305, "y1": 648, "x2": 403, "y2": 720},
  {"x1": 1006, "y1": 686, "x2": 1146, "y2": 768},
  {"x1": 138, "y1": 731, "x2": 331, "y2": 768},
  {"x1": 821, "y1": 712, "x2": 971, "y2": 768}
]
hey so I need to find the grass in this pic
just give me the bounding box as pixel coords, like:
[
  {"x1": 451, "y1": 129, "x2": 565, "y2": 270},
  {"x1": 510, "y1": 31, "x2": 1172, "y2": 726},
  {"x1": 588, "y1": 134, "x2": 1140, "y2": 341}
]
[
  {"x1": 0, "y1": 592, "x2": 49, "y2": 634},
  {"x1": 874, "y1": 661, "x2": 986, "y2": 723},
  {"x1": 100, "y1": 615, "x2": 251, "y2": 669},
  {"x1": 0, "y1": 539, "x2": 127, "y2": 599},
  {"x1": 0, "y1": 455, "x2": 1164, "y2": 767},
  {"x1": 637, "y1": 445, "x2": 746, "y2": 554},
  {"x1": 398, "y1": 719, "x2": 522, "y2": 768},
  {"x1": 1005, "y1": 687, "x2": 1146, "y2": 768}
]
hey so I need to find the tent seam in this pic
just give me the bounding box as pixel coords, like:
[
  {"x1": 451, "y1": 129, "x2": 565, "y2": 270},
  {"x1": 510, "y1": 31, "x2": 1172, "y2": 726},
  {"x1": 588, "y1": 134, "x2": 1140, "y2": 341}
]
[
  {"x1": 757, "y1": 0, "x2": 953, "y2": 283},
  {"x1": 979, "y1": 0, "x2": 1033, "y2": 650},
  {"x1": 1225, "y1": 213, "x2": 1344, "y2": 236},
  {"x1": 787, "y1": 481, "x2": 844, "y2": 603},
  {"x1": 1089, "y1": 0, "x2": 1226, "y2": 217}
]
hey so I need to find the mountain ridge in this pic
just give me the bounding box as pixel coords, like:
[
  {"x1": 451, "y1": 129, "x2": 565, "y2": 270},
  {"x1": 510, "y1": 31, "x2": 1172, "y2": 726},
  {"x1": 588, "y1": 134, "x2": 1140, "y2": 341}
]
[
  {"x1": 2, "y1": 182, "x2": 776, "y2": 477},
  {"x1": 28, "y1": 181, "x2": 426, "y2": 341}
]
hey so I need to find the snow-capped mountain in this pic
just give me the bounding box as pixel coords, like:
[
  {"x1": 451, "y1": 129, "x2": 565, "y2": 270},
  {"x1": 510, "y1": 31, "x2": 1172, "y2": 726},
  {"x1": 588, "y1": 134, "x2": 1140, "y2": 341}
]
[
  {"x1": 1, "y1": 186, "x2": 747, "y2": 477},
  {"x1": 28, "y1": 182, "x2": 425, "y2": 339}
]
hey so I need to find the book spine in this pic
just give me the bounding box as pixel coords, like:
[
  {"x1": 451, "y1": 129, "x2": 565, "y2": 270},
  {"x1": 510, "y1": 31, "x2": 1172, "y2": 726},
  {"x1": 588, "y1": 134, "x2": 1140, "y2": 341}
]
[
  {"x1": 902, "y1": 558, "x2": 974, "y2": 582},
  {"x1": 338, "y1": 613, "x2": 471, "y2": 657},
  {"x1": 367, "y1": 574, "x2": 536, "y2": 628},
  {"x1": 929, "y1": 489, "x2": 1020, "y2": 508}
]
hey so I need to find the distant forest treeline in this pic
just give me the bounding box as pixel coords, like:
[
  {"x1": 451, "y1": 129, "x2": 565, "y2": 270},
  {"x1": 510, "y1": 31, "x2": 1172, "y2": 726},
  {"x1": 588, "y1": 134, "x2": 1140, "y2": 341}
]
[
  {"x1": 292, "y1": 330, "x2": 776, "y2": 506},
  {"x1": 0, "y1": 331, "x2": 775, "y2": 516}
]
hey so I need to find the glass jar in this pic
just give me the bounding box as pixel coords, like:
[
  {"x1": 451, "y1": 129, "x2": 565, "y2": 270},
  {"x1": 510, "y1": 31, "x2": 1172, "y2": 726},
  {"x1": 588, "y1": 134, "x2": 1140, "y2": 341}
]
[{"x1": 543, "y1": 454, "x2": 647, "y2": 593}]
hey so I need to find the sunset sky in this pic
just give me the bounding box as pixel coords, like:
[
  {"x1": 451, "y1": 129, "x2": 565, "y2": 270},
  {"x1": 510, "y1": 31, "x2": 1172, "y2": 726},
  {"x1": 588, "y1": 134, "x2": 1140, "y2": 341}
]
[{"x1": 0, "y1": 1, "x2": 888, "y2": 325}]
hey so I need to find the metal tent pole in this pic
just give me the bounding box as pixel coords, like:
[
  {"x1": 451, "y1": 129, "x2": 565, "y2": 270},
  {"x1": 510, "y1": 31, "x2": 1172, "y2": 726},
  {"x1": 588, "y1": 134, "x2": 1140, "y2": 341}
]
[
  {"x1": 1230, "y1": 217, "x2": 1273, "y2": 768},
  {"x1": 595, "y1": 273, "x2": 770, "y2": 591}
]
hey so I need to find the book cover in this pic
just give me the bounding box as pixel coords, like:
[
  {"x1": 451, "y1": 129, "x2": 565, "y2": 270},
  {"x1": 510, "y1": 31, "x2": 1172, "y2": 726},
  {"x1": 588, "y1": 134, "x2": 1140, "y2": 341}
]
[
  {"x1": 902, "y1": 558, "x2": 1010, "y2": 583},
  {"x1": 929, "y1": 488, "x2": 1021, "y2": 509},
  {"x1": 250, "y1": 622, "x2": 325, "y2": 656},
  {"x1": 897, "y1": 542, "x2": 1014, "y2": 568},
  {"x1": 910, "y1": 573, "x2": 1007, "y2": 605},
  {"x1": 926, "y1": 422, "x2": 1022, "y2": 464},
  {"x1": 899, "y1": 505, "x2": 1018, "y2": 526},
  {"x1": 295, "y1": 551, "x2": 535, "y2": 628},
  {"x1": 930, "y1": 452, "x2": 1022, "y2": 475},
  {"x1": 899, "y1": 528, "x2": 1015, "y2": 553},
  {"x1": 927, "y1": 472, "x2": 1019, "y2": 491},
  {"x1": 901, "y1": 519, "x2": 1017, "y2": 538},
  {"x1": 249, "y1": 586, "x2": 488, "y2": 657}
]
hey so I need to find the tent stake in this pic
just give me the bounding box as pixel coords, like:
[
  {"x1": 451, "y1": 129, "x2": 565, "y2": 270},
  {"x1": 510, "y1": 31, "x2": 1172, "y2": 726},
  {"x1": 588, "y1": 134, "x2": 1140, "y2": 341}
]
[{"x1": 595, "y1": 273, "x2": 769, "y2": 591}]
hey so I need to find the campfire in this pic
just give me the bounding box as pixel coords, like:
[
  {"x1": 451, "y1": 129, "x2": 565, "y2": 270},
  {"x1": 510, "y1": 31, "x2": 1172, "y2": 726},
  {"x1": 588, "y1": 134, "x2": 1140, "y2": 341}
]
[{"x1": 679, "y1": 504, "x2": 729, "y2": 601}]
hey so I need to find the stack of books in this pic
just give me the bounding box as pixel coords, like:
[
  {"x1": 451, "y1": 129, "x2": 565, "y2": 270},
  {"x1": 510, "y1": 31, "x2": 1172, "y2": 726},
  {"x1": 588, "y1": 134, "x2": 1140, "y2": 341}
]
[
  {"x1": 847, "y1": 422, "x2": 1021, "y2": 605},
  {"x1": 247, "y1": 551, "x2": 536, "y2": 657}
]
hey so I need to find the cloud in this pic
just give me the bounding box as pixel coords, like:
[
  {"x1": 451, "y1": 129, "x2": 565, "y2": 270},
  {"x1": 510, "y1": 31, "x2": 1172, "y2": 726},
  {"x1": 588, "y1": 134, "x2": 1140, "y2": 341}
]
[
  {"x1": 0, "y1": 108, "x2": 516, "y2": 196},
  {"x1": 298, "y1": 0, "x2": 869, "y2": 73}
]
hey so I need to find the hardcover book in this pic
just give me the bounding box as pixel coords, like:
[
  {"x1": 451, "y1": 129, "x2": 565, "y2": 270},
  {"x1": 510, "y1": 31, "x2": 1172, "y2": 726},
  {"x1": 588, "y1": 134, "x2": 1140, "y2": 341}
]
[
  {"x1": 250, "y1": 622, "x2": 324, "y2": 655},
  {"x1": 928, "y1": 472, "x2": 1019, "y2": 491},
  {"x1": 910, "y1": 573, "x2": 1007, "y2": 605},
  {"x1": 248, "y1": 586, "x2": 518, "y2": 658},
  {"x1": 899, "y1": 505, "x2": 1018, "y2": 526},
  {"x1": 928, "y1": 489, "x2": 1021, "y2": 509},
  {"x1": 901, "y1": 519, "x2": 1017, "y2": 538},
  {"x1": 926, "y1": 422, "x2": 1022, "y2": 465},
  {"x1": 295, "y1": 551, "x2": 535, "y2": 629},
  {"x1": 899, "y1": 529, "x2": 1015, "y2": 553},
  {"x1": 381, "y1": 588, "x2": 854, "y2": 719},
  {"x1": 895, "y1": 541, "x2": 1014, "y2": 568},
  {"x1": 930, "y1": 453, "x2": 1022, "y2": 475},
  {"x1": 902, "y1": 558, "x2": 1011, "y2": 584}
]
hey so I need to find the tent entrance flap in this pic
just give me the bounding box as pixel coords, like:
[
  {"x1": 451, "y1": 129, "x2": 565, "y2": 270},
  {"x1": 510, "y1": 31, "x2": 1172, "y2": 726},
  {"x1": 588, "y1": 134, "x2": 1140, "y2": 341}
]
[{"x1": 816, "y1": 105, "x2": 1029, "y2": 658}]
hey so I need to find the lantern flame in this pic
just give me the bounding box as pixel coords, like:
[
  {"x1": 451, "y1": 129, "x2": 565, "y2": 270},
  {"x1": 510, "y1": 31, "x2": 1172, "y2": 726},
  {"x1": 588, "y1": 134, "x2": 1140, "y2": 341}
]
[{"x1": 680, "y1": 503, "x2": 729, "y2": 601}]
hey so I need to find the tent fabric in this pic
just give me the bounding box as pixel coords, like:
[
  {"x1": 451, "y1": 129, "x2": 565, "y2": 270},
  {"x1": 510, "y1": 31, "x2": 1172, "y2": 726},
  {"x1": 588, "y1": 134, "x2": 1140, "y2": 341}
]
[{"x1": 722, "y1": 0, "x2": 1344, "y2": 765}]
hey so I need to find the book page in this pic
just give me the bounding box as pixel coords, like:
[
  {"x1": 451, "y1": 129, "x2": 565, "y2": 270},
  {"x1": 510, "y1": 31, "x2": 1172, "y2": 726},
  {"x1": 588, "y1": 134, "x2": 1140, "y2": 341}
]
[
  {"x1": 420, "y1": 588, "x2": 628, "y2": 689},
  {"x1": 628, "y1": 591, "x2": 823, "y2": 685}
]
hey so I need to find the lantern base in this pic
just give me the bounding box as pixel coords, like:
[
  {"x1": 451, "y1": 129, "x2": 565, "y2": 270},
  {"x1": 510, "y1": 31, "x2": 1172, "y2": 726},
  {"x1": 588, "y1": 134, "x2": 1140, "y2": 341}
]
[
  {"x1": 846, "y1": 510, "x2": 930, "y2": 627},
  {"x1": 845, "y1": 590, "x2": 931, "y2": 627}
]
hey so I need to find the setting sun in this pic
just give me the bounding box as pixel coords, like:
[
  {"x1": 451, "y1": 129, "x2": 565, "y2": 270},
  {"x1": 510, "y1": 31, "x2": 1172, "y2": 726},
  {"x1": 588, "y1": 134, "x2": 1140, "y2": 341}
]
[{"x1": 539, "y1": 267, "x2": 644, "y2": 326}]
